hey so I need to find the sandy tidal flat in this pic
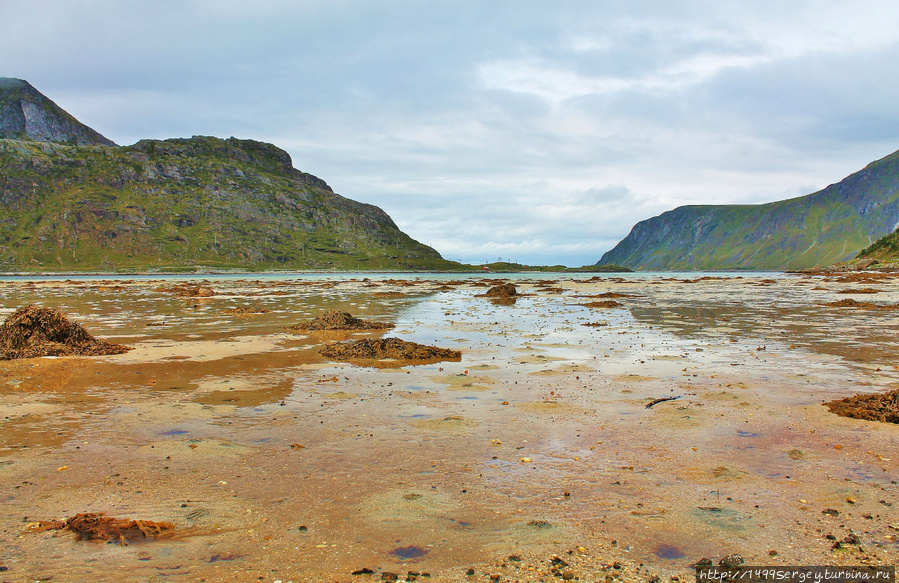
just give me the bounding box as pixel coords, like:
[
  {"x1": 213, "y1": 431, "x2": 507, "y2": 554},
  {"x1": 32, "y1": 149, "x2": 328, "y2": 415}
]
[{"x1": 0, "y1": 272, "x2": 897, "y2": 582}]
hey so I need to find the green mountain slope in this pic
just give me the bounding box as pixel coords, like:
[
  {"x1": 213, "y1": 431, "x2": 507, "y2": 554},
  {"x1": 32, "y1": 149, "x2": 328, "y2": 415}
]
[
  {"x1": 0, "y1": 79, "x2": 454, "y2": 272},
  {"x1": 0, "y1": 136, "x2": 452, "y2": 271},
  {"x1": 597, "y1": 149, "x2": 899, "y2": 271}
]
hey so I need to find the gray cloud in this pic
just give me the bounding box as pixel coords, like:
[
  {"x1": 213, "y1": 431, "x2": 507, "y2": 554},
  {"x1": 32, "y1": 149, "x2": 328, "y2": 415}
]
[{"x1": 2, "y1": 0, "x2": 898, "y2": 265}]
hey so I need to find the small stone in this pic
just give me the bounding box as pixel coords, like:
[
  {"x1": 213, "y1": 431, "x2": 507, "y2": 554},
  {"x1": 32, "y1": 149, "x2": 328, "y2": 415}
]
[
  {"x1": 822, "y1": 508, "x2": 840, "y2": 516},
  {"x1": 719, "y1": 555, "x2": 744, "y2": 568}
]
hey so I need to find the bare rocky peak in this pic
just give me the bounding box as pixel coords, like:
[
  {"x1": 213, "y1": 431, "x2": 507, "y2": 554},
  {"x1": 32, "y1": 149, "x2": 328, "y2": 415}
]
[{"x1": 0, "y1": 78, "x2": 116, "y2": 146}]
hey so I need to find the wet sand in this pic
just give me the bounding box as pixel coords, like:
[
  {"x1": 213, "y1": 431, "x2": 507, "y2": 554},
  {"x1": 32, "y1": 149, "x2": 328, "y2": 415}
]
[{"x1": 0, "y1": 273, "x2": 897, "y2": 582}]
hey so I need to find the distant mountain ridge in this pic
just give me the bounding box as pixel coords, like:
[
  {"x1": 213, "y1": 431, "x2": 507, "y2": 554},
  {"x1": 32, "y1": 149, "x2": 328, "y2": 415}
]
[
  {"x1": 597, "y1": 149, "x2": 899, "y2": 271},
  {"x1": 0, "y1": 78, "x2": 452, "y2": 271},
  {"x1": 0, "y1": 78, "x2": 116, "y2": 146}
]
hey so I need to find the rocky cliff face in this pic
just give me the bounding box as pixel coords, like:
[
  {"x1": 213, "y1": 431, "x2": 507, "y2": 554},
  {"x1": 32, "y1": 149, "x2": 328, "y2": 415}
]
[
  {"x1": 0, "y1": 80, "x2": 451, "y2": 271},
  {"x1": 0, "y1": 78, "x2": 116, "y2": 146},
  {"x1": 597, "y1": 149, "x2": 899, "y2": 271}
]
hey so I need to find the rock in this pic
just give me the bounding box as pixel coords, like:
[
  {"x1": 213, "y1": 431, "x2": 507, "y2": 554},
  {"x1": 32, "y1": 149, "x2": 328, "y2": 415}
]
[
  {"x1": 718, "y1": 554, "x2": 744, "y2": 568},
  {"x1": 0, "y1": 78, "x2": 116, "y2": 145}
]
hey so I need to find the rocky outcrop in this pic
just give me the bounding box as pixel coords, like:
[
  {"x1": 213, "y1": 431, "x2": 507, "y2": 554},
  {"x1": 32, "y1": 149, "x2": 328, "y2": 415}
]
[{"x1": 0, "y1": 78, "x2": 116, "y2": 146}]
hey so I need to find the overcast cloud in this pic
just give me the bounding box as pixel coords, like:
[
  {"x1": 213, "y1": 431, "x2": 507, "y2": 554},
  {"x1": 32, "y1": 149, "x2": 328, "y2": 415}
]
[{"x1": 2, "y1": 0, "x2": 899, "y2": 265}]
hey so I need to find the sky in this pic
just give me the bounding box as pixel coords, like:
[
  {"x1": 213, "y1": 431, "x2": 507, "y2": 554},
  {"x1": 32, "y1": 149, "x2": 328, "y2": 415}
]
[{"x1": 2, "y1": 1, "x2": 899, "y2": 266}]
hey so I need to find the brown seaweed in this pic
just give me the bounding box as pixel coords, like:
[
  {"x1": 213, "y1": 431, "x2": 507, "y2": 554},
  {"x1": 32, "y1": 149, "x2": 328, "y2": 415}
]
[
  {"x1": 288, "y1": 310, "x2": 393, "y2": 331},
  {"x1": 31, "y1": 512, "x2": 175, "y2": 544},
  {"x1": 0, "y1": 305, "x2": 131, "y2": 360},
  {"x1": 825, "y1": 389, "x2": 899, "y2": 424},
  {"x1": 320, "y1": 337, "x2": 461, "y2": 363}
]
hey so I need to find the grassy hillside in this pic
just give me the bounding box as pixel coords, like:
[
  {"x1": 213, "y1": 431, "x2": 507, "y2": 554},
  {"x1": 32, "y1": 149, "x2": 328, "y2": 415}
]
[
  {"x1": 598, "y1": 149, "x2": 899, "y2": 271},
  {"x1": 0, "y1": 136, "x2": 458, "y2": 272},
  {"x1": 856, "y1": 227, "x2": 899, "y2": 267}
]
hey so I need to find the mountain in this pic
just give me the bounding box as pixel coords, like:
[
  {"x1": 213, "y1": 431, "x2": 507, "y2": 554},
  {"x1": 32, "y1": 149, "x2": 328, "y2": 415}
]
[
  {"x1": 597, "y1": 149, "x2": 899, "y2": 271},
  {"x1": 0, "y1": 78, "x2": 116, "y2": 146},
  {"x1": 0, "y1": 80, "x2": 453, "y2": 272}
]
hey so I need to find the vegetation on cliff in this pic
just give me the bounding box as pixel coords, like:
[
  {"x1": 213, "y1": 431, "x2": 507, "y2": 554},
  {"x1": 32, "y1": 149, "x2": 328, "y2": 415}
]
[
  {"x1": 0, "y1": 135, "x2": 457, "y2": 272},
  {"x1": 856, "y1": 227, "x2": 899, "y2": 267},
  {"x1": 0, "y1": 78, "x2": 458, "y2": 272}
]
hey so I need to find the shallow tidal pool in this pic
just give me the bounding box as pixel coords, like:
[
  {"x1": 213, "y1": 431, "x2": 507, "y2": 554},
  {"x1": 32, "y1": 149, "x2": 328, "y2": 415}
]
[{"x1": 0, "y1": 272, "x2": 897, "y2": 582}]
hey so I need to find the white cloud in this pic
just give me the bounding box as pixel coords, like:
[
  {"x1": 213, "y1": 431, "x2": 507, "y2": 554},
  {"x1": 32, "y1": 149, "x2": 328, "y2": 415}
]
[{"x1": 2, "y1": 0, "x2": 899, "y2": 265}]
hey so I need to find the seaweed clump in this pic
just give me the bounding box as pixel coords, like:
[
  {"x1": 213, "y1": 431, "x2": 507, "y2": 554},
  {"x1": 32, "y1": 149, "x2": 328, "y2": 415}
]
[
  {"x1": 289, "y1": 310, "x2": 393, "y2": 331},
  {"x1": 481, "y1": 283, "x2": 519, "y2": 305},
  {"x1": 156, "y1": 283, "x2": 215, "y2": 297},
  {"x1": 824, "y1": 298, "x2": 898, "y2": 310},
  {"x1": 484, "y1": 283, "x2": 518, "y2": 298},
  {"x1": 825, "y1": 389, "x2": 899, "y2": 424},
  {"x1": 321, "y1": 337, "x2": 460, "y2": 364},
  {"x1": 580, "y1": 300, "x2": 623, "y2": 308},
  {"x1": 224, "y1": 305, "x2": 269, "y2": 316},
  {"x1": 0, "y1": 305, "x2": 131, "y2": 360},
  {"x1": 30, "y1": 512, "x2": 175, "y2": 544}
]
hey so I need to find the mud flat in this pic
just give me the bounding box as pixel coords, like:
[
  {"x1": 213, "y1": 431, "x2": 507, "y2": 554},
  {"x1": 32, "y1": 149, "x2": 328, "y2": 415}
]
[{"x1": 0, "y1": 273, "x2": 897, "y2": 581}]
